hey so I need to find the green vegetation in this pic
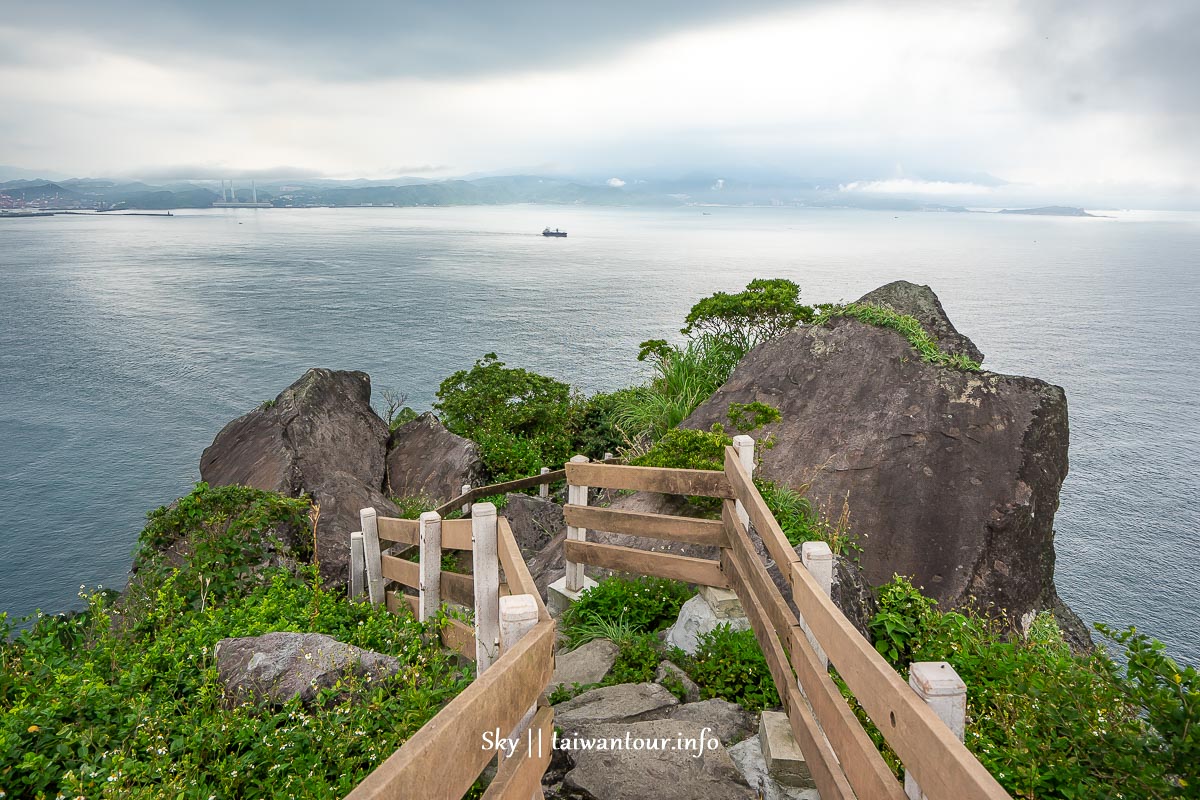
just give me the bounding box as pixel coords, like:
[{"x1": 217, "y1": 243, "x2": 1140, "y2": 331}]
[
  {"x1": 612, "y1": 335, "x2": 745, "y2": 444},
  {"x1": 561, "y1": 576, "x2": 694, "y2": 646},
  {"x1": 631, "y1": 425, "x2": 732, "y2": 473},
  {"x1": 554, "y1": 577, "x2": 779, "y2": 711},
  {"x1": 681, "y1": 278, "x2": 814, "y2": 352},
  {"x1": 672, "y1": 625, "x2": 780, "y2": 712},
  {"x1": 859, "y1": 575, "x2": 1199, "y2": 798},
  {"x1": 435, "y1": 353, "x2": 580, "y2": 481},
  {"x1": 819, "y1": 302, "x2": 982, "y2": 371},
  {"x1": 726, "y1": 401, "x2": 781, "y2": 432},
  {"x1": 0, "y1": 484, "x2": 471, "y2": 799}
]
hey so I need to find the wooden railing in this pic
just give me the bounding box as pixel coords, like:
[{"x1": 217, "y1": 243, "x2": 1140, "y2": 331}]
[{"x1": 343, "y1": 444, "x2": 1013, "y2": 800}]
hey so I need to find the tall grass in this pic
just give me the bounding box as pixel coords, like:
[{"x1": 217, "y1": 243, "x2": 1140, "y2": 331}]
[{"x1": 613, "y1": 334, "x2": 746, "y2": 446}]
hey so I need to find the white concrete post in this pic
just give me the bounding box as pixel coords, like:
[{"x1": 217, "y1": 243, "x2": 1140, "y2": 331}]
[
  {"x1": 565, "y1": 455, "x2": 590, "y2": 593},
  {"x1": 500, "y1": 594, "x2": 540, "y2": 740},
  {"x1": 603, "y1": 451, "x2": 613, "y2": 461},
  {"x1": 418, "y1": 511, "x2": 442, "y2": 622},
  {"x1": 800, "y1": 541, "x2": 834, "y2": 668},
  {"x1": 349, "y1": 531, "x2": 365, "y2": 601},
  {"x1": 732, "y1": 435, "x2": 755, "y2": 527},
  {"x1": 539, "y1": 467, "x2": 550, "y2": 499},
  {"x1": 472, "y1": 502, "x2": 500, "y2": 670},
  {"x1": 905, "y1": 662, "x2": 967, "y2": 800},
  {"x1": 360, "y1": 507, "x2": 384, "y2": 606},
  {"x1": 461, "y1": 484, "x2": 472, "y2": 516}
]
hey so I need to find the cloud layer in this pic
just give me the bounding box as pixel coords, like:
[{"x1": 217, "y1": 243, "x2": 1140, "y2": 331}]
[{"x1": 1, "y1": 1, "x2": 1196, "y2": 207}]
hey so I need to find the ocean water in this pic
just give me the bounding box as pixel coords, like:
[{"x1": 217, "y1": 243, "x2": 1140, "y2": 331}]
[{"x1": 1, "y1": 205, "x2": 1197, "y2": 664}]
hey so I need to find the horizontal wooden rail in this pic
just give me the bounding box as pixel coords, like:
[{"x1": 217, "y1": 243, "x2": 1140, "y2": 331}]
[
  {"x1": 563, "y1": 504, "x2": 726, "y2": 547},
  {"x1": 722, "y1": 503, "x2": 904, "y2": 800},
  {"x1": 564, "y1": 540, "x2": 727, "y2": 588},
  {"x1": 378, "y1": 517, "x2": 475, "y2": 549},
  {"x1": 790, "y1": 562, "x2": 1010, "y2": 800},
  {"x1": 480, "y1": 704, "x2": 555, "y2": 800},
  {"x1": 381, "y1": 554, "x2": 476, "y2": 607},
  {"x1": 346, "y1": 619, "x2": 555, "y2": 800},
  {"x1": 432, "y1": 468, "x2": 569, "y2": 518},
  {"x1": 565, "y1": 461, "x2": 734, "y2": 499}
]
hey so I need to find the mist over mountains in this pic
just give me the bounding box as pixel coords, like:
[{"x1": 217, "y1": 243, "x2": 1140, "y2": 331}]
[{"x1": 0, "y1": 172, "x2": 1030, "y2": 212}]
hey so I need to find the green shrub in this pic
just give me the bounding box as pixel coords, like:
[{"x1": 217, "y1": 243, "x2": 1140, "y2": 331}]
[
  {"x1": 681, "y1": 625, "x2": 780, "y2": 712},
  {"x1": 861, "y1": 575, "x2": 1200, "y2": 798},
  {"x1": 0, "y1": 484, "x2": 472, "y2": 800},
  {"x1": 572, "y1": 390, "x2": 635, "y2": 460},
  {"x1": 392, "y1": 494, "x2": 438, "y2": 519},
  {"x1": 681, "y1": 278, "x2": 814, "y2": 352},
  {"x1": 727, "y1": 401, "x2": 781, "y2": 433},
  {"x1": 435, "y1": 353, "x2": 580, "y2": 479},
  {"x1": 631, "y1": 425, "x2": 732, "y2": 472},
  {"x1": 561, "y1": 576, "x2": 694, "y2": 646}
]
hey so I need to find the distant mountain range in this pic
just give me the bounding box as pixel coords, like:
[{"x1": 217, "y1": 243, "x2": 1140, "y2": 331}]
[{"x1": 0, "y1": 174, "x2": 1095, "y2": 215}]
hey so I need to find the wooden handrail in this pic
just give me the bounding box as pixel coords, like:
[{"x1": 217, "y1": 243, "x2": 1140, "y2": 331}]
[
  {"x1": 346, "y1": 619, "x2": 555, "y2": 800},
  {"x1": 564, "y1": 461, "x2": 734, "y2": 498}
]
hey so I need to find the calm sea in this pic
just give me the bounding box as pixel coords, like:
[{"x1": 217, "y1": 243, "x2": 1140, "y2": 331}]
[{"x1": 1, "y1": 205, "x2": 1197, "y2": 663}]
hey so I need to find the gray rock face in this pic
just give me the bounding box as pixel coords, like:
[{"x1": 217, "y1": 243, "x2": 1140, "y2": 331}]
[
  {"x1": 199, "y1": 369, "x2": 397, "y2": 585},
  {"x1": 503, "y1": 492, "x2": 565, "y2": 556},
  {"x1": 831, "y1": 555, "x2": 877, "y2": 639},
  {"x1": 665, "y1": 595, "x2": 751, "y2": 654},
  {"x1": 685, "y1": 282, "x2": 1076, "y2": 628},
  {"x1": 215, "y1": 631, "x2": 399, "y2": 705},
  {"x1": 554, "y1": 682, "x2": 679, "y2": 730},
  {"x1": 550, "y1": 638, "x2": 619, "y2": 693},
  {"x1": 857, "y1": 280, "x2": 984, "y2": 363},
  {"x1": 385, "y1": 412, "x2": 483, "y2": 502},
  {"x1": 661, "y1": 698, "x2": 756, "y2": 746},
  {"x1": 655, "y1": 660, "x2": 700, "y2": 702},
  {"x1": 561, "y1": 719, "x2": 756, "y2": 800}
]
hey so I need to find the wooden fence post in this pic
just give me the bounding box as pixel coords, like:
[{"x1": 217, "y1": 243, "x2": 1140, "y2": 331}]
[
  {"x1": 360, "y1": 507, "x2": 384, "y2": 606},
  {"x1": 461, "y1": 484, "x2": 472, "y2": 517},
  {"x1": 419, "y1": 511, "x2": 442, "y2": 622},
  {"x1": 904, "y1": 662, "x2": 967, "y2": 800},
  {"x1": 800, "y1": 541, "x2": 833, "y2": 669},
  {"x1": 539, "y1": 467, "x2": 550, "y2": 499},
  {"x1": 349, "y1": 531, "x2": 365, "y2": 601},
  {"x1": 732, "y1": 435, "x2": 755, "y2": 527},
  {"x1": 565, "y1": 455, "x2": 590, "y2": 593},
  {"x1": 499, "y1": 594, "x2": 540, "y2": 740},
  {"x1": 472, "y1": 502, "x2": 500, "y2": 670}
]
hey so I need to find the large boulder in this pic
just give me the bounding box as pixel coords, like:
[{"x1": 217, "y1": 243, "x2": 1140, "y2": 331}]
[
  {"x1": 550, "y1": 638, "x2": 619, "y2": 693},
  {"x1": 385, "y1": 412, "x2": 484, "y2": 502},
  {"x1": 503, "y1": 492, "x2": 565, "y2": 555},
  {"x1": 685, "y1": 281, "x2": 1077, "y2": 631},
  {"x1": 200, "y1": 369, "x2": 397, "y2": 585},
  {"x1": 215, "y1": 631, "x2": 399, "y2": 705},
  {"x1": 560, "y1": 718, "x2": 756, "y2": 800}
]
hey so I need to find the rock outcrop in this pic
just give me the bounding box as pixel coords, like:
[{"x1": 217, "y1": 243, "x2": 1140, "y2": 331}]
[
  {"x1": 215, "y1": 632, "x2": 399, "y2": 705},
  {"x1": 385, "y1": 412, "x2": 483, "y2": 502},
  {"x1": 685, "y1": 281, "x2": 1078, "y2": 631},
  {"x1": 199, "y1": 369, "x2": 397, "y2": 585}
]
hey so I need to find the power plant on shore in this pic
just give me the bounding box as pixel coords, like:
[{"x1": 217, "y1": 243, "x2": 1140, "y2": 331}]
[{"x1": 212, "y1": 179, "x2": 272, "y2": 208}]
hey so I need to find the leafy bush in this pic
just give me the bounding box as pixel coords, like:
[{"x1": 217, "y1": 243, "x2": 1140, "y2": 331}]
[
  {"x1": 681, "y1": 278, "x2": 814, "y2": 352},
  {"x1": 868, "y1": 574, "x2": 937, "y2": 667},
  {"x1": 727, "y1": 401, "x2": 781, "y2": 433},
  {"x1": 572, "y1": 390, "x2": 635, "y2": 460},
  {"x1": 819, "y1": 303, "x2": 982, "y2": 371},
  {"x1": 435, "y1": 353, "x2": 580, "y2": 479},
  {"x1": 561, "y1": 576, "x2": 694, "y2": 646},
  {"x1": 0, "y1": 486, "x2": 471, "y2": 799},
  {"x1": 631, "y1": 425, "x2": 732, "y2": 472},
  {"x1": 391, "y1": 494, "x2": 438, "y2": 519},
  {"x1": 678, "y1": 625, "x2": 780, "y2": 712},
  {"x1": 862, "y1": 575, "x2": 1200, "y2": 798}
]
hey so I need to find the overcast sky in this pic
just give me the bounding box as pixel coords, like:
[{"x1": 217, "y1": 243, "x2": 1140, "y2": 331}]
[{"x1": 1, "y1": 0, "x2": 1197, "y2": 206}]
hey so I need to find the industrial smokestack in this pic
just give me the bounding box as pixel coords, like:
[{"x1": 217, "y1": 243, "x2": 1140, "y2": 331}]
[{"x1": 252, "y1": 181, "x2": 257, "y2": 204}]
